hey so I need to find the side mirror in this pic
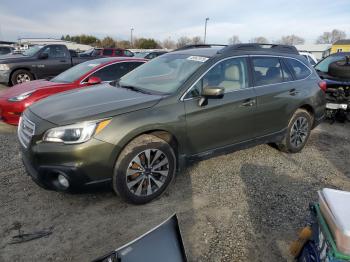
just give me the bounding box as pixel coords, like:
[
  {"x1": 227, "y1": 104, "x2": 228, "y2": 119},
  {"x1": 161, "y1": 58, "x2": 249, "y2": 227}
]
[
  {"x1": 87, "y1": 76, "x2": 102, "y2": 85},
  {"x1": 198, "y1": 86, "x2": 225, "y2": 107},
  {"x1": 38, "y1": 53, "x2": 48, "y2": 59}
]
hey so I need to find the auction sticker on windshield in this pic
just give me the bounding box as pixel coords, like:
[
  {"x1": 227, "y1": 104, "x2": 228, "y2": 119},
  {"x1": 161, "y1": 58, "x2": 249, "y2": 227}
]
[
  {"x1": 187, "y1": 56, "x2": 209, "y2": 63},
  {"x1": 87, "y1": 64, "x2": 100, "y2": 67}
]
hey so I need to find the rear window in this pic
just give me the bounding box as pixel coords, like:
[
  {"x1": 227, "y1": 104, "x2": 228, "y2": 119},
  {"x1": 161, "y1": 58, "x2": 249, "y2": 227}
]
[
  {"x1": 285, "y1": 58, "x2": 311, "y2": 80},
  {"x1": 252, "y1": 57, "x2": 284, "y2": 85}
]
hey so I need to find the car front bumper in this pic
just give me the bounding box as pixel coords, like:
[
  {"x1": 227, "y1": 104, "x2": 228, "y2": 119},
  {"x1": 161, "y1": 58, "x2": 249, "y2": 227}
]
[
  {"x1": 0, "y1": 70, "x2": 10, "y2": 84},
  {"x1": 20, "y1": 137, "x2": 117, "y2": 191}
]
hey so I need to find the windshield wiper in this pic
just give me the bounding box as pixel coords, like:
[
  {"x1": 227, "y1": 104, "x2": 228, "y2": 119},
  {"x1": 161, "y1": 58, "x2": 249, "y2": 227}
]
[{"x1": 113, "y1": 81, "x2": 152, "y2": 94}]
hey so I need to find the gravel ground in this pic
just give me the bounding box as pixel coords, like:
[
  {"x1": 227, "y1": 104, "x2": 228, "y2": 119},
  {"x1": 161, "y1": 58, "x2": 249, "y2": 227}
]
[{"x1": 0, "y1": 85, "x2": 349, "y2": 261}]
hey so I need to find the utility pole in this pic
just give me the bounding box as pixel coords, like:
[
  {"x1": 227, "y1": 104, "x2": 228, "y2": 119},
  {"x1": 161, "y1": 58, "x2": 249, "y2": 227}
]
[
  {"x1": 130, "y1": 28, "x2": 134, "y2": 47},
  {"x1": 204, "y1": 17, "x2": 209, "y2": 44}
]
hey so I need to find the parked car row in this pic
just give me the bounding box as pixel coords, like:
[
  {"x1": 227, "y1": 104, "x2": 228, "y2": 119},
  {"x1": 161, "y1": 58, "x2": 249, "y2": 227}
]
[
  {"x1": 0, "y1": 57, "x2": 146, "y2": 125},
  {"x1": 0, "y1": 44, "x2": 168, "y2": 86},
  {"x1": 2, "y1": 43, "x2": 326, "y2": 204}
]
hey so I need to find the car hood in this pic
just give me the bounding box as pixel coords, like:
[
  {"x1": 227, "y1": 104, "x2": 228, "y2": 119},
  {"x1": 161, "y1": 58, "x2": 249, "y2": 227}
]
[
  {"x1": 0, "y1": 54, "x2": 34, "y2": 62},
  {"x1": 28, "y1": 83, "x2": 163, "y2": 125},
  {"x1": 0, "y1": 80, "x2": 70, "y2": 98}
]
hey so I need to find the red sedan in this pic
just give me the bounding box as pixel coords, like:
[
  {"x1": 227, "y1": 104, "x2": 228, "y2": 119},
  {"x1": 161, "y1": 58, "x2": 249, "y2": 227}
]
[{"x1": 0, "y1": 57, "x2": 146, "y2": 125}]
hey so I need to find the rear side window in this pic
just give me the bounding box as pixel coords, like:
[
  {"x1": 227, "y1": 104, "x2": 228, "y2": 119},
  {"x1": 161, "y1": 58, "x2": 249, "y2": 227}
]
[
  {"x1": 285, "y1": 58, "x2": 311, "y2": 80},
  {"x1": 90, "y1": 62, "x2": 144, "y2": 81},
  {"x1": 103, "y1": 49, "x2": 113, "y2": 56},
  {"x1": 124, "y1": 50, "x2": 134, "y2": 57},
  {"x1": 252, "y1": 57, "x2": 283, "y2": 85},
  {"x1": 115, "y1": 50, "x2": 123, "y2": 56}
]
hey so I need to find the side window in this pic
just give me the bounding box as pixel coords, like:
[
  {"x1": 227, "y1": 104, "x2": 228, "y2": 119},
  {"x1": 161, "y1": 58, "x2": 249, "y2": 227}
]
[
  {"x1": 252, "y1": 57, "x2": 283, "y2": 85},
  {"x1": 42, "y1": 46, "x2": 67, "y2": 58},
  {"x1": 92, "y1": 49, "x2": 101, "y2": 56},
  {"x1": 185, "y1": 57, "x2": 249, "y2": 99},
  {"x1": 125, "y1": 62, "x2": 144, "y2": 72},
  {"x1": 281, "y1": 60, "x2": 293, "y2": 82},
  {"x1": 103, "y1": 49, "x2": 113, "y2": 56},
  {"x1": 90, "y1": 62, "x2": 144, "y2": 82},
  {"x1": 115, "y1": 50, "x2": 123, "y2": 56},
  {"x1": 285, "y1": 58, "x2": 311, "y2": 80},
  {"x1": 124, "y1": 50, "x2": 134, "y2": 57}
]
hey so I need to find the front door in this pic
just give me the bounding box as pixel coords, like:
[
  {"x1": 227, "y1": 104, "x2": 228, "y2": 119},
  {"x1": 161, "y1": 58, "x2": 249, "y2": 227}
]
[
  {"x1": 183, "y1": 57, "x2": 257, "y2": 155},
  {"x1": 38, "y1": 45, "x2": 71, "y2": 78}
]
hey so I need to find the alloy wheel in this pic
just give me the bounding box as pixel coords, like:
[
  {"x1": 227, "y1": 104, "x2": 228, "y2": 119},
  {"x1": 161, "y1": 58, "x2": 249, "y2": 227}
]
[
  {"x1": 16, "y1": 73, "x2": 31, "y2": 84},
  {"x1": 126, "y1": 149, "x2": 169, "y2": 197},
  {"x1": 290, "y1": 116, "x2": 309, "y2": 148}
]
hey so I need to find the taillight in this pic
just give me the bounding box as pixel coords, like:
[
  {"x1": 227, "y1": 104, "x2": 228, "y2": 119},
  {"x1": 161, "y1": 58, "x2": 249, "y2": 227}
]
[{"x1": 318, "y1": 81, "x2": 327, "y2": 92}]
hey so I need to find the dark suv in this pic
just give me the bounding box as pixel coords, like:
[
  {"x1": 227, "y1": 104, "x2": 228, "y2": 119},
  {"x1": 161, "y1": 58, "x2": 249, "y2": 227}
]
[{"x1": 18, "y1": 44, "x2": 326, "y2": 204}]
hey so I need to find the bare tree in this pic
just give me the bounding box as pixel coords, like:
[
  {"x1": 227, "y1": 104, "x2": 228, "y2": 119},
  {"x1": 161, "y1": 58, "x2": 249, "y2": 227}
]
[
  {"x1": 117, "y1": 40, "x2": 131, "y2": 49},
  {"x1": 191, "y1": 36, "x2": 203, "y2": 45},
  {"x1": 176, "y1": 36, "x2": 192, "y2": 48},
  {"x1": 250, "y1": 36, "x2": 269, "y2": 44},
  {"x1": 228, "y1": 35, "x2": 241, "y2": 44},
  {"x1": 316, "y1": 29, "x2": 346, "y2": 44},
  {"x1": 101, "y1": 36, "x2": 116, "y2": 48},
  {"x1": 277, "y1": 34, "x2": 305, "y2": 45},
  {"x1": 162, "y1": 38, "x2": 176, "y2": 49}
]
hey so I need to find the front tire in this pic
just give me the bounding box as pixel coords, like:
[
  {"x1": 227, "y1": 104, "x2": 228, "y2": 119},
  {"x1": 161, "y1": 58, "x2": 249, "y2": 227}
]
[
  {"x1": 277, "y1": 109, "x2": 312, "y2": 153},
  {"x1": 11, "y1": 69, "x2": 34, "y2": 86},
  {"x1": 113, "y1": 134, "x2": 176, "y2": 204}
]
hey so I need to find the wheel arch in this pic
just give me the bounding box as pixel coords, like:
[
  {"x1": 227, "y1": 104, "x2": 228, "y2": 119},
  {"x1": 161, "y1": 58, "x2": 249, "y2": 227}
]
[
  {"x1": 113, "y1": 128, "x2": 183, "y2": 171},
  {"x1": 298, "y1": 104, "x2": 315, "y2": 126},
  {"x1": 9, "y1": 67, "x2": 36, "y2": 84}
]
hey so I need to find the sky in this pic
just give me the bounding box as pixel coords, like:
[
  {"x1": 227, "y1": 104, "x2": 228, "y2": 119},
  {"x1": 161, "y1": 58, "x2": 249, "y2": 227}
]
[{"x1": 0, "y1": 0, "x2": 349, "y2": 44}]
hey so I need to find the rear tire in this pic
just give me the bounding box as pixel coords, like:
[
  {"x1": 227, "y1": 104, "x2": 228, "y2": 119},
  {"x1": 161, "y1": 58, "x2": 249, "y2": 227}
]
[
  {"x1": 277, "y1": 109, "x2": 312, "y2": 153},
  {"x1": 113, "y1": 134, "x2": 176, "y2": 204},
  {"x1": 11, "y1": 69, "x2": 34, "y2": 86}
]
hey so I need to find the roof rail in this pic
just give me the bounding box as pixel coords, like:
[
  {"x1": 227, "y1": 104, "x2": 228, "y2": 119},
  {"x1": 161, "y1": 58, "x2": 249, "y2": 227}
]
[
  {"x1": 218, "y1": 43, "x2": 299, "y2": 55},
  {"x1": 173, "y1": 44, "x2": 227, "y2": 51}
]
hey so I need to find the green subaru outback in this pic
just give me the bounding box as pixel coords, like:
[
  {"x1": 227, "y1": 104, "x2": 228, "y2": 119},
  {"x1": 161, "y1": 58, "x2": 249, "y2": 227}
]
[{"x1": 18, "y1": 44, "x2": 326, "y2": 204}]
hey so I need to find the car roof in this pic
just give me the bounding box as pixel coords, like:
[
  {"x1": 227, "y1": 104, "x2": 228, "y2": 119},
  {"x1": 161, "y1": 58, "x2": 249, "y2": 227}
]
[
  {"x1": 86, "y1": 57, "x2": 147, "y2": 65},
  {"x1": 170, "y1": 45, "x2": 301, "y2": 59}
]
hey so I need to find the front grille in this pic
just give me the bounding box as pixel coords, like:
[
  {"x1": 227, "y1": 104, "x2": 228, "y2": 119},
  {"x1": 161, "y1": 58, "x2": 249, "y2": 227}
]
[{"x1": 18, "y1": 115, "x2": 35, "y2": 148}]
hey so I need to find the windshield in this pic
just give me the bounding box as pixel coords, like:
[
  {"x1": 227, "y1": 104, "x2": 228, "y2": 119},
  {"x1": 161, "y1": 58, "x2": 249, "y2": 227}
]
[
  {"x1": 119, "y1": 54, "x2": 207, "y2": 94},
  {"x1": 51, "y1": 60, "x2": 102, "y2": 83},
  {"x1": 23, "y1": 45, "x2": 43, "y2": 56},
  {"x1": 315, "y1": 55, "x2": 345, "y2": 72}
]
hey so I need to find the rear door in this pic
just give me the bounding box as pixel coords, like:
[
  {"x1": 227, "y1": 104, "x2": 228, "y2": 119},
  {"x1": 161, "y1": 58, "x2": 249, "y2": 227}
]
[
  {"x1": 251, "y1": 56, "x2": 303, "y2": 137},
  {"x1": 183, "y1": 56, "x2": 257, "y2": 155}
]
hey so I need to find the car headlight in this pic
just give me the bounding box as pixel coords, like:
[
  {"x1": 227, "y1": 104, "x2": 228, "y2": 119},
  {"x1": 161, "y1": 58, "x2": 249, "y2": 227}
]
[
  {"x1": 0, "y1": 64, "x2": 10, "y2": 71},
  {"x1": 42, "y1": 119, "x2": 111, "y2": 144},
  {"x1": 8, "y1": 91, "x2": 34, "y2": 102}
]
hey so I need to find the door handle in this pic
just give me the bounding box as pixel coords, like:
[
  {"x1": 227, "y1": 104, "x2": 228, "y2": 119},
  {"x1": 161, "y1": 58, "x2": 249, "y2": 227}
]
[
  {"x1": 289, "y1": 89, "x2": 299, "y2": 96},
  {"x1": 59, "y1": 59, "x2": 67, "y2": 62},
  {"x1": 241, "y1": 99, "x2": 255, "y2": 107}
]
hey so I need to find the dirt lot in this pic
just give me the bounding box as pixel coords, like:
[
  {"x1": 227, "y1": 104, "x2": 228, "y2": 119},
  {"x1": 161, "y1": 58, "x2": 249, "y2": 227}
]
[{"x1": 0, "y1": 82, "x2": 349, "y2": 261}]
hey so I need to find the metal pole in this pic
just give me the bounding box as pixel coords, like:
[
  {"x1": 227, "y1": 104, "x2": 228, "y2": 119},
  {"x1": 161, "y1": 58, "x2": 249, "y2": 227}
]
[
  {"x1": 130, "y1": 28, "x2": 134, "y2": 47},
  {"x1": 204, "y1": 17, "x2": 209, "y2": 44}
]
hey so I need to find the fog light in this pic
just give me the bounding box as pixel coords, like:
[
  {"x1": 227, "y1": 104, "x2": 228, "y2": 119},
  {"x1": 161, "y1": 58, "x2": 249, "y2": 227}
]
[{"x1": 57, "y1": 174, "x2": 69, "y2": 188}]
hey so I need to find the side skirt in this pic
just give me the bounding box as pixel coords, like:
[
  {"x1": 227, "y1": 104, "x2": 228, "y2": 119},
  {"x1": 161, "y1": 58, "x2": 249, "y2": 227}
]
[{"x1": 186, "y1": 128, "x2": 287, "y2": 162}]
